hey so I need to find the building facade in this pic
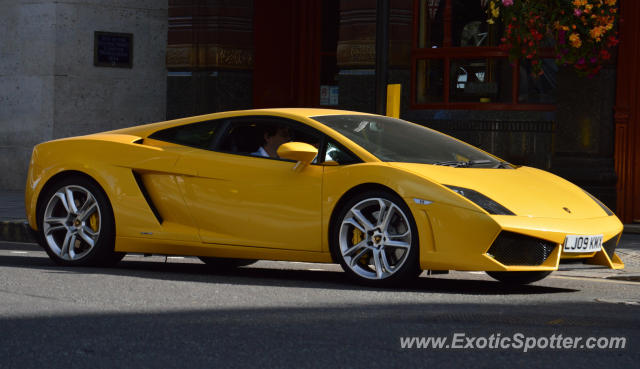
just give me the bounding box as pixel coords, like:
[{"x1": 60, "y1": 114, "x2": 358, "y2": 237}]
[
  {"x1": 0, "y1": 0, "x2": 167, "y2": 190},
  {"x1": 1, "y1": 0, "x2": 638, "y2": 224},
  {"x1": 167, "y1": 0, "x2": 639, "y2": 223}
]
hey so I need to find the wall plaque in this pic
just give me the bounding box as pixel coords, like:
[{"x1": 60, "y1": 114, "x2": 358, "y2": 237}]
[{"x1": 94, "y1": 31, "x2": 133, "y2": 68}]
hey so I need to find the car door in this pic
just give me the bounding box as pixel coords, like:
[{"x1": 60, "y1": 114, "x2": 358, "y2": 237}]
[
  {"x1": 176, "y1": 117, "x2": 324, "y2": 251},
  {"x1": 128, "y1": 118, "x2": 225, "y2": 242}
]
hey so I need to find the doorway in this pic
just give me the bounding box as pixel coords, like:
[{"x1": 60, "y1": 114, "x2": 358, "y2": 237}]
[{"x1": 253, "y1": 0, "x2": 339, "y2": 108}]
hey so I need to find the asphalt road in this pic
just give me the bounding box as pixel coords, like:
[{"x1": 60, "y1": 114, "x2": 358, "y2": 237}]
[{"x1": 1, "y1": 241, "x2": 638, "y2": 369}]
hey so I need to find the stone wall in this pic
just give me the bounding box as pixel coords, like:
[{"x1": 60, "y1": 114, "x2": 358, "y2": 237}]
[
  {"x1": 0, "y1": 1, "x2": 56, "y2": 190},
  {"x1": 0, "y1": 0, "x2": 168, "y2": 190}
]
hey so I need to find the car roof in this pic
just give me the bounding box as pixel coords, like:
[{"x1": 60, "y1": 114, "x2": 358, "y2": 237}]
[
  {"x1": 105, "y1": 108, "x2": 374, "y2": 137},
  {"x1": 251, "y1": 108, "x2": 374, "y2": 118},
  {"x1": 100, "y1": 108, "x2": 382, "y2": 163}
]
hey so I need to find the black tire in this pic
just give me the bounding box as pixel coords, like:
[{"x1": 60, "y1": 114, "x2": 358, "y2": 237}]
[
  {"x1": 37, "y1": 175, "x2": 124, "y2": 266},
  {"x1": 198, "y1": 257, "x2": 257, "y2": 269},
  {"x1": 486, "y1": 271, "x2": 552, "y2": 285},
  {"x1": 330, "y1": 190, "x2": 422, "y2": 287}
]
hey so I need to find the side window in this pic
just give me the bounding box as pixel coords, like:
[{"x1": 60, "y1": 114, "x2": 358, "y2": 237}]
[
  {"x1": 217, "y1": 118, "x2": 322, "y2": 160},
  {"x1": 324, "y1": 140, "x2": 361, "y2": 165},
  {"x1": 218, "y1": 122, "x2": 263, "y2": 154},
  {"x1": 148, "y1": 120, "x2": 220, "y2": 149}
]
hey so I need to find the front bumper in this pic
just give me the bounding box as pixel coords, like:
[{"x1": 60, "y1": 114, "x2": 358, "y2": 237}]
[
  {"x1": 494, "y1": 214, "x2": 624, "y2": 269},
  {"x1": 410, "y1": 200, "x2": 624, "y2": 272}
]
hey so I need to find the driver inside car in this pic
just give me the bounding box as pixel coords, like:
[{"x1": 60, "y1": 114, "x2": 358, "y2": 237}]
[{"x1": 252, "y1": 125, "x2": 292, "y2": 158}]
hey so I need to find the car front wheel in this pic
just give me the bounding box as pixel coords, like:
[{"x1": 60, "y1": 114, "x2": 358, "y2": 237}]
[
  {"x1": 37, "y1": 176, "x2": 123, "y2": 266},
  {"x1": 332, "y1": 191, "x2": 421, "y2": 286}
]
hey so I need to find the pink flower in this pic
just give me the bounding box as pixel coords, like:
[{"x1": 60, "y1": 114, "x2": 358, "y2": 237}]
[
  {"x1": 574, "y1": 8, "x2": 582, "y2": 16},
  {"x1": 558, "y1": 30, "x2": 566, "y2": 44},
  {"x1": 502, "y1": 0, "x2": 514, "y2": 6}
]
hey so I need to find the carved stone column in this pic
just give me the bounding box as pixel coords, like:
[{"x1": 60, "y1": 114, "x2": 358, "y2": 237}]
[
  {"x1": 337, "y1": 0, "x2": 412, "y2": 113},
  {"x1": 337, "y1": 0, "x2": 412, "y2": 68},
  {"x1": 167, "y1": 0, "x2": 254, "y2": 118}
]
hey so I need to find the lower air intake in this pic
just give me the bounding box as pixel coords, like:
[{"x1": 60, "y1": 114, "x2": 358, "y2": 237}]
[
  {"x1": 487, "y1": 232, "x2": 556, "y2": 266},
  {"x1": 603, "y1": 234, "x2": 620, "y2": 259}
]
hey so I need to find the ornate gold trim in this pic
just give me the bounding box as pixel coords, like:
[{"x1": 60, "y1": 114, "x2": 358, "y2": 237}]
[
  {"x1": 337, "y1": 41, "x2": 376, "y2": 67},
  {"x1": 167, "y1": 44, "x2": 254, "y2": 69},
  {"x1": 337, "y1": 40, "x2": 411, "y2": 68}
]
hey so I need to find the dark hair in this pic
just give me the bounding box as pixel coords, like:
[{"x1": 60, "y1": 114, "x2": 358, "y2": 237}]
[{"x1": 262, "y1": 124, "x2": 279, "y2": 138}]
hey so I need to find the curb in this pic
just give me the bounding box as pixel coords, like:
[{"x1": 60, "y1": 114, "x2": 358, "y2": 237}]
[
  {"x1": 624, "y1": 224, "x2": 640, "y2": 234},
  {"x1": 0, "y1": 220, "x2": 36, "y2": 243}
]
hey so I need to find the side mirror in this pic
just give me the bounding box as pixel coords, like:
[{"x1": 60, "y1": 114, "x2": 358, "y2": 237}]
[{"x1": 277, "y1": 142, "x2": 318, "y2": 167}]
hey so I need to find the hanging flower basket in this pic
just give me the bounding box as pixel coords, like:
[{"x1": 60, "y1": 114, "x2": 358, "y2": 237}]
[{"x1": 487, "y1": 0, "x2": 619, "y2": 77}]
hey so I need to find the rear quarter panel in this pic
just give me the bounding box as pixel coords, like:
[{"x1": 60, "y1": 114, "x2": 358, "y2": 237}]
[{"x1": 26, "y1": 135, "x2": 192, "y2": 240}]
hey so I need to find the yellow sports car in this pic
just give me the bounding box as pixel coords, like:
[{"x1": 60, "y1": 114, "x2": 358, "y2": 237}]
[{"x1": 25, "y1": 108, "x2": 624, "y2": 286}]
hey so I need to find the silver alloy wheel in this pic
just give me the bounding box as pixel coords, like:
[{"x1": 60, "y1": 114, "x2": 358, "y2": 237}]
[
  {"x1": 42, "y1": 185, "x2": 102, "y2": 261},
  {"x1": 338, "y1": 197, "x2": 412, "y2": 280}
]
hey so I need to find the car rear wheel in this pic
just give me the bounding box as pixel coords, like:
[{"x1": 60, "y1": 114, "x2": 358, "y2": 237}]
[
  {"x1": 38, "y1": 176, "x2": 123, "y2": 266},
  {"x1": 198, "y1": 257, "x2": 257, "y2": 269},
  {"x1": 331, "y1": 191, "x2": 421, "y2": 286},
  {"x1": 486, "y1": 271, "x2": 552, "y2": 285}
]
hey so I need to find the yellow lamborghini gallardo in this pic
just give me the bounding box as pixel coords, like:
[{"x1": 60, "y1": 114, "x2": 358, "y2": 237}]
[{"x1": 25, "y1": 109, "x2": 624, "y2": 286}]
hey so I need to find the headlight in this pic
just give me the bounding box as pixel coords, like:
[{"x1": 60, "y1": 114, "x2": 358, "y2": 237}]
[
  {"x1": 582, "y1": 189, "x2": 614, "y2": 216},
  {"x1": 445, "y1": 185, "x2": 515, "y2": 215}
]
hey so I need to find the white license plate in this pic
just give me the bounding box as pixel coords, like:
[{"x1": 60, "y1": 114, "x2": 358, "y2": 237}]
[{"x1": 563, "y1": 234, "x2": 603, "y2": 253}]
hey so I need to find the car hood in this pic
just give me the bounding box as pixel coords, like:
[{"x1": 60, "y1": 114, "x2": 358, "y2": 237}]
[{"x1": 389, "y1": 163, "x2": 610, "y2": 219}]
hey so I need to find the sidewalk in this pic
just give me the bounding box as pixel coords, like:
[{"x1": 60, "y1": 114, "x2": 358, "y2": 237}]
[
  {"x1": 0, "y1": 190, "x2": 26, "y2": 221},
  {"x1": 2, "y1": 190, "x2": 640, "y2": 278},
  {"x1": 0, "y1": 190, "x2": 31, "y2": 243}
]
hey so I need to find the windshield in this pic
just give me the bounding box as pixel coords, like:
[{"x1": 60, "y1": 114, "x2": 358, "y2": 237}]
[{"x1": 312, "y1": 115, "x2": 503, "y2": 166}]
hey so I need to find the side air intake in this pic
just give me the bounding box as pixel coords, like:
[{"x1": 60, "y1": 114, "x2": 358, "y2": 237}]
[
  {"x1": 132, "y1": 171, "x2": 163, "y2": 224},
  {"x1": 602, "y1": 234, "x2": 620, "y2": 259}
]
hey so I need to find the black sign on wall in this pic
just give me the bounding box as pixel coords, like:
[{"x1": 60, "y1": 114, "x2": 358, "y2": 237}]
[{"x1": 94, "y1": 31, "x2": 133, "y2": 68}]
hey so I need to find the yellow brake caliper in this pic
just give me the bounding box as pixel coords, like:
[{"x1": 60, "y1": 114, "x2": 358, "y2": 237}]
[
  {"x1": 352, "y1": 227, "x2": 367, "y2": 265},
  {"x1": 352, "y1": 227, "x2": 363, "y2": 246},
  {"x1": 89, "y1": 213, "x2": 100, "y2": 232}
]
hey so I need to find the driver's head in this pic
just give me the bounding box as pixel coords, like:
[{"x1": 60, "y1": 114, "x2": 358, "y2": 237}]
[{"x1": 264, "y1": 125, "x2": 292, "y2": 149}]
